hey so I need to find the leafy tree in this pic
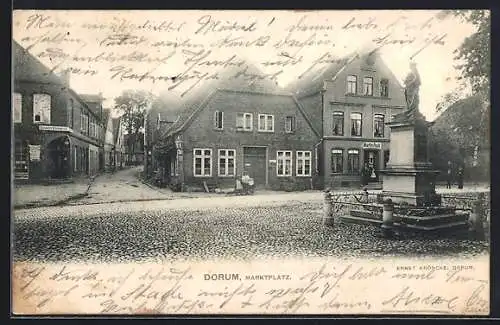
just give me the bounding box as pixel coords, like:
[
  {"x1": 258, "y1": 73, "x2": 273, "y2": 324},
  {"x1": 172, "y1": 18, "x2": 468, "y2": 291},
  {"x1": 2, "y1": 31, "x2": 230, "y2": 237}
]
[
  {"x1": 114, "y1": 90, "x2": 155, "y2": 163},
  {"x1": 437, "y1": 10, "x2": 490, "y2": 99},
  {"x1": 433, "y1": 10, "x2": 490, "y2": 176}
]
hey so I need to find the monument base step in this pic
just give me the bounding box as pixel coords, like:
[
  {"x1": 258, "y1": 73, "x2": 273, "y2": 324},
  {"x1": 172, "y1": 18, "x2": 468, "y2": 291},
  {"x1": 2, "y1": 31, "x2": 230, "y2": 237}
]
[{"x1": 343, "y1": 209, "x2": 470, "y2": 233}]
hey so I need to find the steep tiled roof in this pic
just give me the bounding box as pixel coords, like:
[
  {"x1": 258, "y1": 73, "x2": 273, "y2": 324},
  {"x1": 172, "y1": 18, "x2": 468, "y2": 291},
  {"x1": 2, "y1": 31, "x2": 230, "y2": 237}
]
[
  {"x1": 160, "y1": 61, "x2": 283, "y2": 139},
  {"x1": 285, "y1": 52, "x2": 357, "y2": 97},
  {"x1": 13, "y1": 39, "x2": 62, "y2": 85},
  {"x1": 79, "y1": 94, "x2": 104, "y2": 102}
]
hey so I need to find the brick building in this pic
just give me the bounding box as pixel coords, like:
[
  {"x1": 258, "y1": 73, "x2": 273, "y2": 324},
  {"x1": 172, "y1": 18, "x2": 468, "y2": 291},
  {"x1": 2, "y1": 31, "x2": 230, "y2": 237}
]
[
  {"x1": 287, "y1": 50, "x2": 407, "y2": 189},
  {"x1": 151, "y1": 63, "x2": 321, "y2": 191},
  {"x1": 13, "y1": 40, "x2": 102, "y2": 183}
]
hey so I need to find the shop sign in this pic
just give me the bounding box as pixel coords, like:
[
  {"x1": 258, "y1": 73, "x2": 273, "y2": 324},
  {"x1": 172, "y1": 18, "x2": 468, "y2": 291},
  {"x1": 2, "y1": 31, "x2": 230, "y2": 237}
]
[
  {"x1": 362, "y1": 142, "x2": 382, "y2": 150},
  {"x1": 38, "y1": 125, "x2": 73, "y2": 133}
]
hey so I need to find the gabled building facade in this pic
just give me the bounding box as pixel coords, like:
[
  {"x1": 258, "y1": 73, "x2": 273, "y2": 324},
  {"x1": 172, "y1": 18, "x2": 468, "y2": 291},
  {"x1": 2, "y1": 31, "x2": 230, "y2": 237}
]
[
  {"x1": 102, "y1": 108, "x2": 115, "y2": 171},
  {"x1": 287, "y1": 51, "x2": 407, "y2": 189},
  {"x1": 113, "y1": 117, "x2": 125, "y2": 169},
  {"x1": 152, "y1": 63, "x2": 321, "y2": 191},
  {"x1": 13, "y1": 40, "x2": 102, "y2": 183}
]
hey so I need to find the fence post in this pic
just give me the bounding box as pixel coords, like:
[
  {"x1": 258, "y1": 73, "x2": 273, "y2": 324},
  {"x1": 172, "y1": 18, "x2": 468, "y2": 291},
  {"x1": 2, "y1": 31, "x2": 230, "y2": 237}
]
[
  {"x1": 323, "y1": 189, "x2": 334, "y2": 226},
  {"x1": 469, "y1": 192, "x2": 486, "y2": 240},
  {"x1": 381, "y1": 199, "x2": 395, "y2": 238}
]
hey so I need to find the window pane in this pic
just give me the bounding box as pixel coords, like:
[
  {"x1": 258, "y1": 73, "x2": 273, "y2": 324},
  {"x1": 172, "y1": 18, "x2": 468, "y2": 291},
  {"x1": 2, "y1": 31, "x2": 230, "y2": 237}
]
[
  {"x1": 333, "y1": 112, "x2": 344, "y2": 135},
  {"x1": 204, "y1": 150, "x2": 211, "y2": 156},
  {"x1": 285, "y1": 151, "x2": 291, "y2": 158},
  {"x1": 267, "y1": 116, "x2": 273, "y2": 130},
  {"x1": 228, "y1": 158, "x2": 235, "y2": 175},
  {"x1": 245, "y1": 114, "x2": 252, "y2": 129},
  {"x1": 204, "y1": 157, "x2": 211, "y2": 175},
  {"x1": 351, "y1": 113, "x2": 362, "y2": 136},
  {"x1": 219, "y1": 158, "x2": 226, "y2": 175},
  {"x1": 228, "y1": 150, "x2": 235, "y2": 156}
]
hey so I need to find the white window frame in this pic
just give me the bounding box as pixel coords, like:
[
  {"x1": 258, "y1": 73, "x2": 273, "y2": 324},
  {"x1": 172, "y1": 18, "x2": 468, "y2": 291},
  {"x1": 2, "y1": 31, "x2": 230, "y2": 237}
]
[
  {"x1": 373, "y1": 114, "x2": 385, "y2": 138},
  {"x1": 347, "y1": 149, "x2": 360, "y2": 174},
  {"x1": 277, "y1": 150, "x2": 293, "y2": 177},
  {"x1": 218, "y1": 149, "x2": 236, "y2": 177},
  {"x1": 13, "y1": 92, "x2": 22, "y2": 123},
  {"x1": 296, "y1": 151, "x2": 312, "y2": 177},
  {"x1": 331, "y1": 149, "x2": 344, "y2": 174},
  {"x1": 350, "y1": 112, "x2": 362, "y2": 137},
  {"x1": 346, "y1": 75, "x2": 357, "y2": 94},
  {"x1": 33, "y1": 93, "x2": 51, "y2": 123},
  {"x1": 363, "y1": 77, "x2": 373, "y2": 96},
  {"x1": 214, "y1": 111, "x2": 224, "y2": 130},
  {"x1": 258, "y1": 114, "x2": 274, "y2": 132},
  {"x1": 285, "y1": 116, "x2": 295, "y2": 133},
  {"x1": 193, "y1": 148, "x2": 212, "y2": 177},
  {"x1": 332, "y1": 111, "x2": 344, "y2": 136},
  {"x1": 236, "y1": 112, "x2": 253, "y2": 131}
]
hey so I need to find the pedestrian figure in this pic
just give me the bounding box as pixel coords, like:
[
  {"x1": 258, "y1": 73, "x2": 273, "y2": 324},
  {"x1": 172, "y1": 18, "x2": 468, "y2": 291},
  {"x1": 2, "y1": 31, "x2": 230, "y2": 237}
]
[
  {"x1": 457, "y1": 166, "x2": 464, "y2": 189},
  {"x1": 446, "y1": 161, "x2": 452, "y2": 189}
]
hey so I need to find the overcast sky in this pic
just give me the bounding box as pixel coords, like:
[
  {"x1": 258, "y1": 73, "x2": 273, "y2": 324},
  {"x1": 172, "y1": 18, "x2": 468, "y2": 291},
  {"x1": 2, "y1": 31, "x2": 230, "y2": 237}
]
[{"x1": 13, "y1": 10, "x2": 478, "y2": 121}]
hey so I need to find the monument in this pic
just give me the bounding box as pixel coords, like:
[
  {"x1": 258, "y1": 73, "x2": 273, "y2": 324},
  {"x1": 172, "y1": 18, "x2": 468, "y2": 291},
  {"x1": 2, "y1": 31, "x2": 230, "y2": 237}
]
[
  {"x1": 342, "y1": 61, "x2": 469, "y2": 233},
  {"x1": 380, "y1": 61, "x2": 441, "y2": 206}
]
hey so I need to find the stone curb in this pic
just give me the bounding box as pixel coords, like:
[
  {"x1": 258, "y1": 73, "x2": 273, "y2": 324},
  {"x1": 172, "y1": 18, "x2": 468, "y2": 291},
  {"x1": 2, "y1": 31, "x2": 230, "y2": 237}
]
[{"x1": 13, "y1": 177, "x2": 96, "y2": 210}]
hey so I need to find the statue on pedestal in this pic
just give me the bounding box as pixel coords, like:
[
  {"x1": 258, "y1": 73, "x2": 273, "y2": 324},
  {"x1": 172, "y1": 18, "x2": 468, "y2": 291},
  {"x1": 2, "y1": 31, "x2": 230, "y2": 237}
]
[{"x1": 394, "y1": 61, "x2": 423, "y2": 122}]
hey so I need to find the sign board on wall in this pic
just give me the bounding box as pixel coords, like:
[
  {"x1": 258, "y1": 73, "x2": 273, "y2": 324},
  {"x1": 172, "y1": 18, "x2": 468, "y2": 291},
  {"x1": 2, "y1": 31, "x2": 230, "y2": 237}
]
[
  {"x1": 38, "y1": 125, "x2": 73, "y2": 133},
  {"x1": 362, "y1": 142, "x2": 382, "y2": 150},
  {"x1": 29, "y1": 145, "x2": 41, "y2": 161}
]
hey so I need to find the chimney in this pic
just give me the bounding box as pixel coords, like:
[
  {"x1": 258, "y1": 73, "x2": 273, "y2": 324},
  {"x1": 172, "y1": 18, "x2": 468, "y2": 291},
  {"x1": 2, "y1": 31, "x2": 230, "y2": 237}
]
[{"x1": 59, "y1": 69, "x2": 71, "y2": 88}]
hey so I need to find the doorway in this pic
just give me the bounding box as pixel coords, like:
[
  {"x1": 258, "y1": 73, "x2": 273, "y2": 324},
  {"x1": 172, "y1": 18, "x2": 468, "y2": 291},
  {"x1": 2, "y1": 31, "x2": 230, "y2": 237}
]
[
  {"x1": 46, "y1": 136, "x2": 71, "y2": 179},
  {"x1": 243, "y1": 147, "x2": 267, "y2": 187},
  {"x1": 363, "y1": 149, "x2": 380, "y2": 183}
]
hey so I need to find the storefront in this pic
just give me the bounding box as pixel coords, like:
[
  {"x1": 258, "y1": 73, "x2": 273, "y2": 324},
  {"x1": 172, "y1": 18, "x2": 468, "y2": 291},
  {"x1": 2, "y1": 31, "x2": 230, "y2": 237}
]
[{"x1": 324, "y1": 139, "x2": 389, "y2": 188}]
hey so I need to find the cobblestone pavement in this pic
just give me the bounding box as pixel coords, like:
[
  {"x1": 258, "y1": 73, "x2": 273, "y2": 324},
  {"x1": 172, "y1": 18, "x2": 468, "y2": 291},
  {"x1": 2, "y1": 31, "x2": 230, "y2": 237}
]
[{"x1": 13, "y1": 194, "x2": 489, "y2": 263}]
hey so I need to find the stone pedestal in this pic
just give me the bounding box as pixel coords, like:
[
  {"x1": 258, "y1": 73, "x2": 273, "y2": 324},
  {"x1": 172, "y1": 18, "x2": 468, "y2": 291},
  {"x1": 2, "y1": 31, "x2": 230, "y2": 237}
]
[{"x1": 380, "y1": 112, "x2": 441, "y2": 207}]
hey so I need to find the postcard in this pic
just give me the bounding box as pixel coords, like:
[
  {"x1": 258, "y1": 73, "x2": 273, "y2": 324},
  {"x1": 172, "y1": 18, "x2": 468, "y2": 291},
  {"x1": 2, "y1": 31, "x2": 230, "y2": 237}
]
[{"x1": 11, "y1": 9, "x2": 490, "y2": 315}]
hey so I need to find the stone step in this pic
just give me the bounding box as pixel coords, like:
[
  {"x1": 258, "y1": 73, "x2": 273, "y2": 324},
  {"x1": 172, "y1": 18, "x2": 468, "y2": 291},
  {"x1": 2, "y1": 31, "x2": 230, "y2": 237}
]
[
  {"x1": 341, "y1": 214, "x2": 469, "y2": 232},
  {"x1": 397, "y1": 212, "x2": 469, "y2": 221},
  {"x1": 399, "y1": 220, "x2": 469, "y2": 232},
  {"x1": 340, "y1": 215, "x2": 384, "y2": 226}
]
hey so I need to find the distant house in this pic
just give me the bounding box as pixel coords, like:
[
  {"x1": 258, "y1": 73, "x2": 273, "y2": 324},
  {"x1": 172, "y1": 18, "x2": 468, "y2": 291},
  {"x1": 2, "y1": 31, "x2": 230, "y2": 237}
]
[
  {"x1": 113, "y1": 116, "x2": 125, "y2": 169},
  {"x1": 430, "y1": 95, "x2": 490, "y2": 182},
  {"x1": 13, "y1": 40, "x2": 102, "y2": 183},
  {"x1": 150, "y1": 62, "x2": 321, "y2": 192},
  {"x1": 102, "y1": 108, "x2": 115, "y2": 171},
  {"x1": 286, "y1": 50, "x2": 407, "y2": 189}
]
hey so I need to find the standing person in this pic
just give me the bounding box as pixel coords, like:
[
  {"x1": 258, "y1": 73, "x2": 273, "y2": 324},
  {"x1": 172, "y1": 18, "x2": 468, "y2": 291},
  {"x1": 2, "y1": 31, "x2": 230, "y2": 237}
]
[
  {"x1": 446, "y1": 161, "x2": 452, "y2": 189},
  {"x1": 457, "y1": 166, "x2": 464, "y2": 189}
]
